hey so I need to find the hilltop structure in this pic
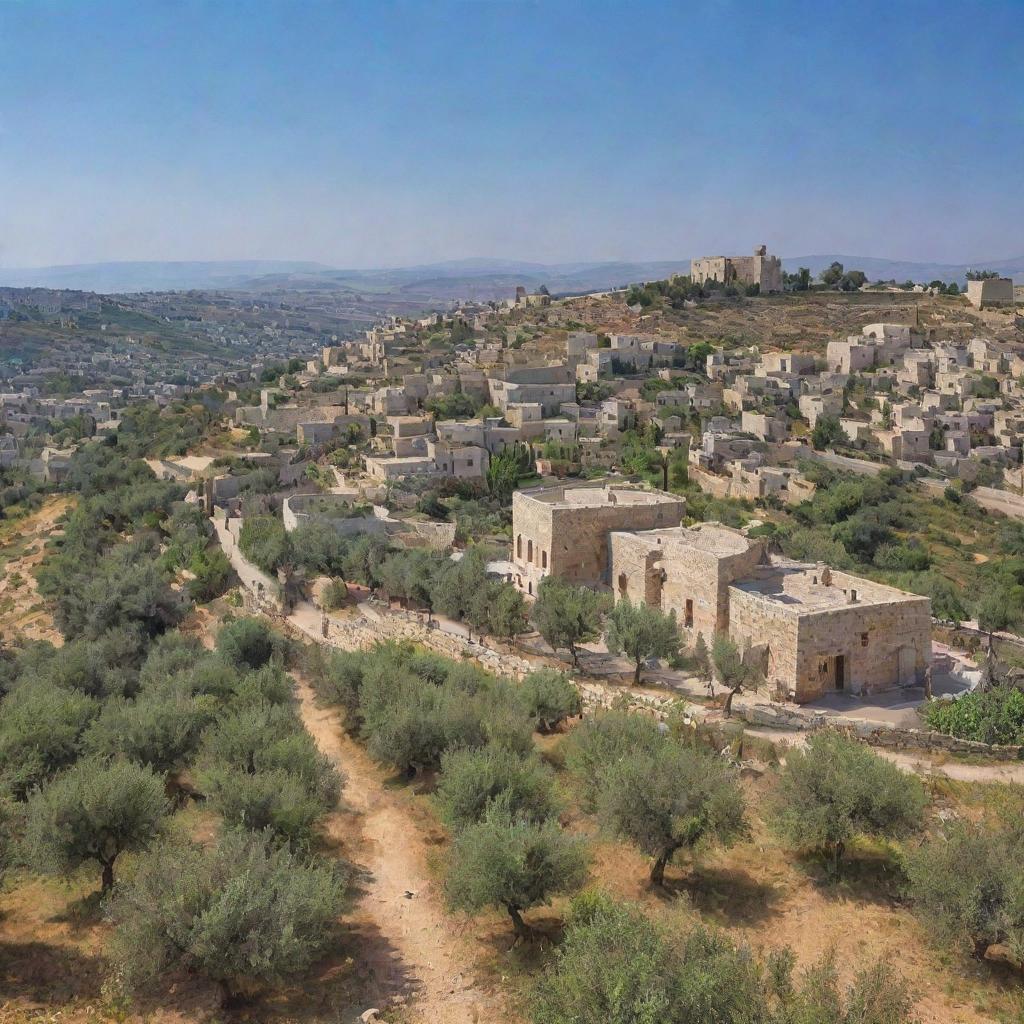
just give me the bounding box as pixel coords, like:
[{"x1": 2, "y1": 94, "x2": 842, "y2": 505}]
[{"x1": 691, "y1": 245, "x2": 783, "y2": 293}]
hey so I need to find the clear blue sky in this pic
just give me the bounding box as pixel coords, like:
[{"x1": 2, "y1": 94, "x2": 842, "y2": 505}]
[{"x1": 1, "y1": 0, "x2": 1021, "y2": 268}]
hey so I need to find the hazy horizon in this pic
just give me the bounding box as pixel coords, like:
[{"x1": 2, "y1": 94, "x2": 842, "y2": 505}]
[{"x1": 2, "y1": 0, "x2": 1021, "y2": 269}]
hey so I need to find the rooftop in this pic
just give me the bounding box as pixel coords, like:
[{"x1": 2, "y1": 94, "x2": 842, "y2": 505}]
[
  {"x1": 622, "y1": 522, "x2": 758, "y2": 557},
  {"x1": 518, "y1": 484, "x2": 683, "y2": 509},
  {"x1": 731, "y1": 561, "x2": 926, "y2": 613}
]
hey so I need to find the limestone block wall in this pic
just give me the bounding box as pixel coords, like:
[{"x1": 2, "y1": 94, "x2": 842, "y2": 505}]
[
  {"x1": 728, "y1": 585, "x2": 931, "y2": 703},
  {"x1": 511, "y1": 489, "x2": 684, "y2": 594}
]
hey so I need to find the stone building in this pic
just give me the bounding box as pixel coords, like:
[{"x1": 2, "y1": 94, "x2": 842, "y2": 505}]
[
  {"x1": 510, "y1": 484, "x2": 685, "y2": 596},
  {"x1": 690, "y1": 245, "x2": 783, "y2": 293},
  {"x1": 729, "y1": 562, "x2": 931, "y2": 701},
  {"x1": 607, "y1": 521, "x2": 931, "y2": 703},
  {"x1": 966, "y1": 277, "x2": 1014, "y2": 309}
]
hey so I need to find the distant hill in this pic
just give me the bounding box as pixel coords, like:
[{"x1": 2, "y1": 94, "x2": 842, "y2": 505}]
[
  {"x1": 0, "y1": 260, "x2": 331, "y2": 293},
  {"x1": 2, "y1": 254, "x2": 1021, "y2": 297}
]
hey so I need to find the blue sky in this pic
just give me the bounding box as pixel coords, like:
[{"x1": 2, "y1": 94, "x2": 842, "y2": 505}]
[{"x1": 1, "y1": 0, "x2": 1021, "y2": 268}]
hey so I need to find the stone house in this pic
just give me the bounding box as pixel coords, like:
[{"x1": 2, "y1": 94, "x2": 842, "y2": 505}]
[
  {"x1": 510, "y1": 484, "x2": 685, "y2": 597},
  {"x1": 608, "y1": 521, "x2": 931, "y2": 703}
]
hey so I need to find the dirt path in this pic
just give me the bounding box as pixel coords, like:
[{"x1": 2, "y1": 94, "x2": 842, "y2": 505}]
[
  {"x1": 292, "y1": 672, "x2": 512, "y2": 1024},
  {"x1": 0, "y1": 495, "x2": 72, "y2": 645}
]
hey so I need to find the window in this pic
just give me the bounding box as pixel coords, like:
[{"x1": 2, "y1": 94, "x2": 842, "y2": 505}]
[
  {"x1": 527, "y1": 539, "x2": 533, "y2": 563},
  {"x1": 684, "y1": 599, "x2": 693, "y2": 628},
  {"x1": 516, "y1": 535, "x2": 522, "y2": 558},
  {"x1": 542, "y1": 550, "x2": 547, "y2": 569},
  {"x1": 861, "y1": 632, "x2": 869, "y2": 647}
]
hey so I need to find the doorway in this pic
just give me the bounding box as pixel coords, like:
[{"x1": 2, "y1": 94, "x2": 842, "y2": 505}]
[{"x1": 834, "y1": 655, "x2": 845, "y2": 690}]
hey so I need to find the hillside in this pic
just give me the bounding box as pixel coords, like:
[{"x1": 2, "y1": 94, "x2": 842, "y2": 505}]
[{"x1": 517, "y1": 287, "x2": 1022, "y2": 357}]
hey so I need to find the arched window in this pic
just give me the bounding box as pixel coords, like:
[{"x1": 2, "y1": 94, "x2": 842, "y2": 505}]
[
  {"x1": 527, "y1": 539, "x2": 533, "y2": 563},
  {"x1": 516, "y1": 535, "x2": 522, "y2": 558},
  {"x1": 542, "y1": 550, "x2": 548, "y2": 569}
]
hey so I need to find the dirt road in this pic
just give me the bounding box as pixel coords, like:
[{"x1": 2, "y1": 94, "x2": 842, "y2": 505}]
[{"x1": 292, "y1": 673, "x2": 512, "y2": 1024}]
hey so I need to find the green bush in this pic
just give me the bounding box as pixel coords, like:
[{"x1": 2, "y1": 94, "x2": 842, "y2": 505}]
[
  {"x1": 923, "y1": 687, "x2": 1024, "y2": 745},
  {"x1": 108, "y1": 829, "x2": 347, "y2": 1002},
  {"x1": 435, "y1": 744, "x2": 560, "y2": 832},
  {"x1": 217, "y1": 616, "x2": 279, "y2": 670},
  {"x1": 906, "y1": 820, "x2": 1024, "y2": 960},
  {"x1": 0, "y1": 680, "x2": 97, "y2": 799},
  {"x1": 517, "y1": 670, "x2": 582, "y2": 733},
  {"x1": 771, "y1": 731, "x2": 926, "y2": 872},
  {"x1": 531, "y1": 891, "x2": 915, "y2": 1024}
]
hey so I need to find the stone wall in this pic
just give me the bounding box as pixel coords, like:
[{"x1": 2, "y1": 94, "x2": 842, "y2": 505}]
[
  {"x1": 728, "y1": 582, "x2": 931, "y2": 703},
  {"x1": 741, "y1": 702, "x2": 1024, "y2": 762},
  {"x1": 511, "y1": 487, "x2": 685, "y2": 594}
]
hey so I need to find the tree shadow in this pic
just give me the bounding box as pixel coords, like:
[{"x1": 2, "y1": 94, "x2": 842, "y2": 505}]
[
  {"x1": 797, "y1": 847, "x2": 907, "y2": 906},
  {"x1": 660, "y1": 865, "x2": 782, "y2": 926},
  {"x1": 0, "y1": 940, "x2": 105, "y2": 1005},
  {"x1": 46, "y1": 888, "x2": 106, "y2": 933},
  {"x1": 246, "y1": 919, "x2": 422, "y2": 1022}
]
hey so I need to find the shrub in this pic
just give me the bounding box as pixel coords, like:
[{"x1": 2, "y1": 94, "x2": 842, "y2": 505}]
[
  {"x1": 22, "y1": 758, "x2": 167, "y2": 891},
  {"x1": 197, "y1": 704, "x2": 342, "y2": 847},
  {"x1": 320, "y1": 578, "x2": 349, "y2": 611},
  {"x1": 108, "y1": 829, "x2": 347, "y2": 1002},
  {"x1": 517, "y1": 670, "x2": 582, "y2": 733},
  {"x1": 532, "y1": 891, "x2": 915, "y2": 1024},
  {"x1": 238, "y1": 515, "x2": 291, "y2": 574},
  {"x1": 435, "y1": 745, "x2": 560, "y2": 832},
  {"x1": 923, "y1": 686, "x2": 1024, "y2": 745},
  {"x1": 562, "y1": 710, "x2": 663, "y2": 810},
  {"x1": 0, "y1": 680, "x2": 97, "y2": 799},
  {"x1": 83, "y1": 692, "x2": 212, "y2": 775},
  {"x1": 771, "y1": 731, "x2": 926, "y2": 872},
  {"x1": 217, "y1": 616, "x2": 279, "y2": 670},
  {"x1": 906, "y1": 821, "x2": 1024, "y2": 961}
]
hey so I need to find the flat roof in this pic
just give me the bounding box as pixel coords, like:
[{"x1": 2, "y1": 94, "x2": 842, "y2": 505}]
[
  {"x1": 519, "y1": 485, "x2": 683, "y2": 508},
  {"x1": 621, "y1": 522, "x2": 756, "y2": 557},
  {"x1": 731, "y1": 561, "x2": 925, "y2": 613}
]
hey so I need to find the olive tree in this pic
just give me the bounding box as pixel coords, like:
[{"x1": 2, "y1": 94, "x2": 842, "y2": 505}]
[
  {"x1": 711, "y1": 633, "x2": 764, "y2": 717},
  {"x1": 772, "y1": 731, "x2": 926, "y2": 873},
  {"x1": 83, "y1": 692, "x2": 211, "y2": 776},
  {"x1": 517, "y1": 669, "x2": 582, "y2": 733},
  {"x1": 605, "y1": 598, "x2": 680, "y2": 685},
  {"x1": 596, "y1": 741, "x2": 747, "y2": 885},
  {"x1": 530, "y1": 577, "x2": 607, "y2": 667},
  {"x1": 445, "y1": 808, "x2": 588, "y2": 939},
  {"x1": 0, "y1": 680, "x2": 96, "y2": 799},
  {"x1": 532, "y1": 891, "x2": 916, "y2": 1024},
  {"x1": 906, "y1": 821, "x2": 1024, "y2": 961},
  {"x1": 562, "y1": 710, "x2": 663, "y2": 810},
  {"x1": 23, "y1": 758, "x2": 167, "y2": 891},
  {"x1": 435, "y1": 744, "x2": 560, "y2": 832},
  {"x1": 108, "y1": 829, "x2": 347, "y2": 1003}
]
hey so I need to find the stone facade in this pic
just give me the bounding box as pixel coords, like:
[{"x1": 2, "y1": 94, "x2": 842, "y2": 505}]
[
  {"x1": 691, "y1": 245, "x2": 783, "y2": 293},
  {"x1": 610, "y1": 523, "x2": 765, "y2": 639},
  {"x1": 511, "y1": 484, "x2": 685, "y2": 596},
  {"x1": 728, "y1": 565, "x2": 931, "y2": 701},
  {"x1": 605, "y1": 521, "x2": 931, "y2": 704},
  {"x1": 966, "y1": 277, "x2": 1015, "y2": 309}
]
